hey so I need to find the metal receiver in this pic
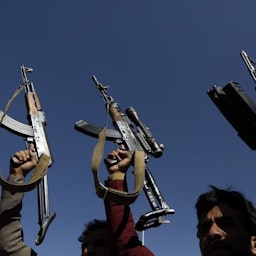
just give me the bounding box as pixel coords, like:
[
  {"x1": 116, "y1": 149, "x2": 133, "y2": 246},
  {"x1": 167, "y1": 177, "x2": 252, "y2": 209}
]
[
  {"x1": 0, "y1": 65, "x2": 56, "y2": 245},
  {"x1": 75, "y1": 75, "x2": 174, "y2": 231},
  {"x1": 21, "y1": 65, "x2": 56, "y2": 245}
]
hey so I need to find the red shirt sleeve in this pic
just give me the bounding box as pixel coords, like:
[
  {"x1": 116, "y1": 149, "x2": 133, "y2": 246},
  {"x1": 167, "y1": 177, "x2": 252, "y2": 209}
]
[{"x1": 104, "y1": 179, "x2": 154, "y2": 256}]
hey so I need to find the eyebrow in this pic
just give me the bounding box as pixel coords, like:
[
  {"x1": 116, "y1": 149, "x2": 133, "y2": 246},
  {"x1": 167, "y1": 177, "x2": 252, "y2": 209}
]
[
  {"x1": 197, "y1": 216, "x2": 235, "y2": 236},
  {"x1": 200, "y1": 215, "x2": 235, "y2": 225}
]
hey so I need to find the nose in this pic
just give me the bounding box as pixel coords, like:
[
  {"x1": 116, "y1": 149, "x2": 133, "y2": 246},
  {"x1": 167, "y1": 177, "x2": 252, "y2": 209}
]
[
  {"x1": 81, "y1": 248, "x2": 88, "y2": 256},
  {"x1": 86, "y1": 243, "x2": 95, "y2": 255},
  {"x1": 207, "y1": 222, "x2": 226, "y2": 240}
]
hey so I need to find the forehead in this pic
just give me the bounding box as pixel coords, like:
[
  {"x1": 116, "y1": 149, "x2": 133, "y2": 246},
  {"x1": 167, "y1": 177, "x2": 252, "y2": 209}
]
[
  {"x1": 84, "y1": 228, "x2": 109, "y2": 242},
  {"x1": 200, "y1": 203, "x2": 242, "y2": 222}
]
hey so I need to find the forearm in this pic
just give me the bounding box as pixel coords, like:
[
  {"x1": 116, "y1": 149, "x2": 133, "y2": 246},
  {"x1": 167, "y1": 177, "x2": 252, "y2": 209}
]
[
  {"x1": 0, "y1": 175, "x2": 37, "y2": 256},
  {"x1": 104, "y1": 173, "x2": 154, "y2": 256}
]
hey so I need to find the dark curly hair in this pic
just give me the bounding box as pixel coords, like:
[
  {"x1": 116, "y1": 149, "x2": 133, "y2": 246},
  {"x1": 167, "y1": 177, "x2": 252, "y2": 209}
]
[
  {"x1": 195, "y1": 185, "x2": 256, "y2": 238},
  {"x1": 78, "y1": 219, "x2": 107, "y2": 243}
]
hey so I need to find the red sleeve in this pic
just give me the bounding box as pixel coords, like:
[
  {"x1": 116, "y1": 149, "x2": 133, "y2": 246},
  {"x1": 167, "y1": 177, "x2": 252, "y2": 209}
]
[{"x1": 104, "y1": 179, "x2": 154, "y2": 256}]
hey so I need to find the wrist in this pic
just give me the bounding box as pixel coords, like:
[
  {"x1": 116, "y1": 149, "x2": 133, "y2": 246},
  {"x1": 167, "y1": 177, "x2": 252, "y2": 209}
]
[
  {"x1": 10, "y1": 168, "x2": 25, "y2": 178},
  {"x1": 108, "y1": 172, "x2": 125, "y2": 181},
  {"x1": 8, "y1": 173, "x2": 25, "y2": 183}
]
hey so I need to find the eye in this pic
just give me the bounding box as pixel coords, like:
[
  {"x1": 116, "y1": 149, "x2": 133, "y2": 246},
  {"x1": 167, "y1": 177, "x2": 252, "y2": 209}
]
[
  {"x1": 216, "y1": 218, "x2": 234, "y2": 230},
  {"x1": 197, "y1": 220, "x2": 212, "y2": 238}
]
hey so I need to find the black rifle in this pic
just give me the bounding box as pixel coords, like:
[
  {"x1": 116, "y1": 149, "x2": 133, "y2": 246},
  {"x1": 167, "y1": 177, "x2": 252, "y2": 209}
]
[
  {"x1": 207, "y1": 51, "x2": 256, "y2": 150},
  {"x1": 0, "y1": 65, "x2": 56, "y2": 245},
  {"x1": 75, "y1": 75, "x2": 174, "y2": 231}
]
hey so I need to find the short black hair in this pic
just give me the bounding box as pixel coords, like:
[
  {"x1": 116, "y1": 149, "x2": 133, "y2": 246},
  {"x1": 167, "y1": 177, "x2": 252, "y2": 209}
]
[
  {"x1": 78, "y1": 219, "x2": 107, "y2": 243},
  {"x1": 195, "y1": 185, "x2": 256, "y2": 237}
]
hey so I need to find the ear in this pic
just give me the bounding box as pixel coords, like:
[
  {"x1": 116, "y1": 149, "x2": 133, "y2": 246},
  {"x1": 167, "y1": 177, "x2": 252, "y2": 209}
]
[{"x1": 251, "y1": 236, "x2": 256, "y2": 255}]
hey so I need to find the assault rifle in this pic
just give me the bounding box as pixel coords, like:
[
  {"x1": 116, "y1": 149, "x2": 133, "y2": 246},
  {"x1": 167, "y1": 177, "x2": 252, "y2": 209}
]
[
  {"x1": 208, "y1": 51, "x2": 256, "y2": 150},
  {"x1": 0, "y1": 65, "x2": 56, "y2": 245},
  {"x1": 75, "y1": 75, "x2": 174, "y2": 231}
]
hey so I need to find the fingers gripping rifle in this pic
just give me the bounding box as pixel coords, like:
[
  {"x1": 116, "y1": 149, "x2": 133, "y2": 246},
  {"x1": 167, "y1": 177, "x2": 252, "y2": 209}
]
[
  {"x1": 0, "y1": 65, "x2": 56, "y2": 245},
  {"x1": 75, "y1": 76, "x2": 174, "y2": 231}
]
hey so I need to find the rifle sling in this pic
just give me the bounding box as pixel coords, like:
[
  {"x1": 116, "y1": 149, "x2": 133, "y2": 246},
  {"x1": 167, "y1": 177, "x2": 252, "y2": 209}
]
[
  {"x1": 0, "y1": 154, "x2": 50, "y2": 193},
  {"x1": 91, "y1": 126, "x2": 145, "y2": 204}
]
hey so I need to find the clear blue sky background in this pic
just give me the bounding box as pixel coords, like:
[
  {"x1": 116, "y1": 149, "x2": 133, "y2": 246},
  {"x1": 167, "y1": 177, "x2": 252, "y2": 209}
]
[{"x1": 0, "y1": 1, "x2": 256, "y2": 255}]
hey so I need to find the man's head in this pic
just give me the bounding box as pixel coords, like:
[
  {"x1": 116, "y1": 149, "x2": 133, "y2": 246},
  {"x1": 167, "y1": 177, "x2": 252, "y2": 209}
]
[
  {"x1": 78, "y1": 219, "x2": 111, "y2": 256},
  {"x1": 195, "y1": 185, "x2": 256, "y2": 256}
]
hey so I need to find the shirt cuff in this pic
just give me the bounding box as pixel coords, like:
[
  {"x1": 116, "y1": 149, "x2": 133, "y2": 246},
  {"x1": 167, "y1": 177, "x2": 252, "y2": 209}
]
[
  {"x1": 108, "y1": 172, "x2": 125, "y2": 181},
  {"x1": 8, "y1": 174, "x2": 25, "y2": 184}
]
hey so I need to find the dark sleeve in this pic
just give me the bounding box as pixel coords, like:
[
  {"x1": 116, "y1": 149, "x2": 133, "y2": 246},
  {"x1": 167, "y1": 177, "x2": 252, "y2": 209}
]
[
  {"x1": 104, "y1": 179, "x2": 154, "y2": 256},
  {"x1": 0, "y1": 175, "x2": 37, "y2": 256}
]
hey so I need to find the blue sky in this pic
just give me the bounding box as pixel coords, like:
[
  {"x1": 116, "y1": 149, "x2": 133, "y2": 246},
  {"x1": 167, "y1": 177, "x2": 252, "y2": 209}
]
[{"x1": 0, "y1": 1, "x2": 256, "y2": 255}]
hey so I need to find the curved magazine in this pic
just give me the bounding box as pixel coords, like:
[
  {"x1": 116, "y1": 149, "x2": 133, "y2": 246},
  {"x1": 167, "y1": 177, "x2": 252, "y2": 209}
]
[{"x1": 0, "y1": 109, "x2": 33, "y2": 137}]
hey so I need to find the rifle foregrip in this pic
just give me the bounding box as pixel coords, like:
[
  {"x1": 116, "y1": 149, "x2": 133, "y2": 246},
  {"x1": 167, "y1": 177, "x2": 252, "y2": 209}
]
[
  {"x1": 109, "y1": 103, "x2": 123, "y2": 121},
  {"x1": 26, "y1": 93, "x2": 39, "y2": 115},
  {"x1": 33, "y1": 93, "x2": 42, "y2": 110}
]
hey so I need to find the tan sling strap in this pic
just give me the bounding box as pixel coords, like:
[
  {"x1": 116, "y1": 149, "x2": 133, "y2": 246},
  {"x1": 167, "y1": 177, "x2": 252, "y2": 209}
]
[
  {"x1": 91, "y1": 106, "x2": 145, "y2": 205},
  {"x1": 0, "y1": 87, "x2": 50, "y2": 193},
  {"x1": 0, "y1": 154, "x2": 50, "y2": 193},
  {"x1": 0, "y1": 85, "x2": 24, "y2": 124}
]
